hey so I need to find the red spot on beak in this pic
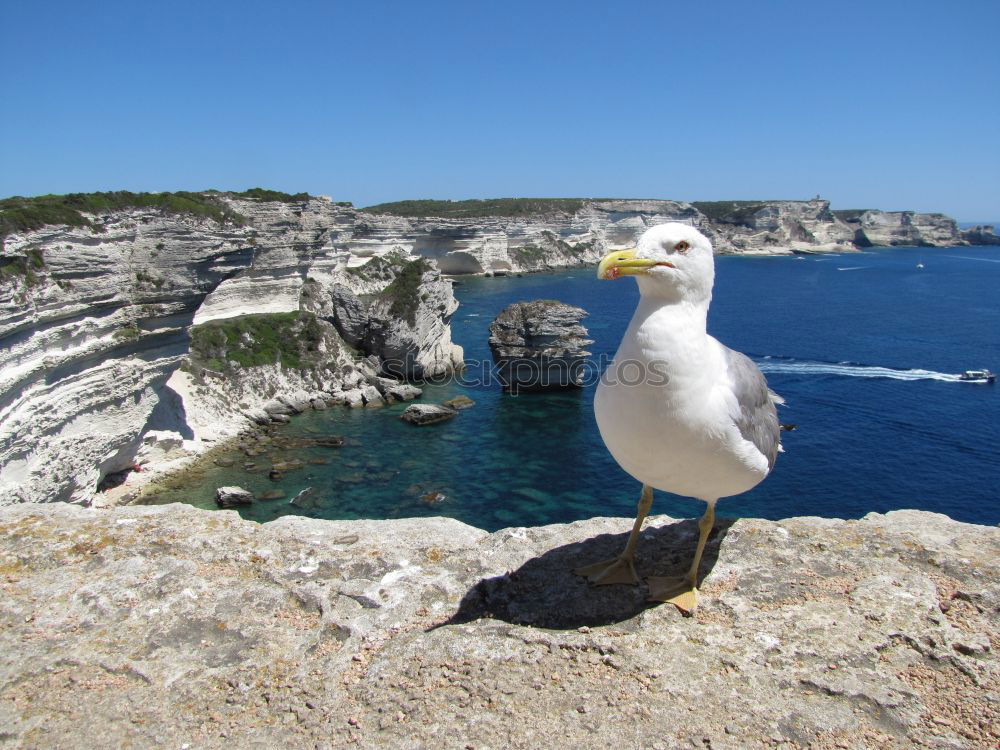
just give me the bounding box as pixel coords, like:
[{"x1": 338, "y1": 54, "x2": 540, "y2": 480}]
[{"x1": 607, "y1": 267, "x2": 621, "y2": 280}]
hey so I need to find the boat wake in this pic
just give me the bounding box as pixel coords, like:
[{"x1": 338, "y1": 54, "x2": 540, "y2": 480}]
[
  {"x1": 754, "y1": 355, "x2": 962, "y2": 382},
  {"x1": 942, "y1": 254, "x2": 1000, "y2": 264}
]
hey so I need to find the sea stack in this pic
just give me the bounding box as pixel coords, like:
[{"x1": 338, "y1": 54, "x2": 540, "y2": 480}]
[{"x1": 488, "y1": 300, "x2": 593, "y2": 393}]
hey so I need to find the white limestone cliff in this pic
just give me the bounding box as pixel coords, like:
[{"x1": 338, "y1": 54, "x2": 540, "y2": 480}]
[
  {"x1": 0, "y1": 192, "x2": 990, "y2": 508},
  {"x1": 0, "y1": 197, "x2": 459, "y2": 507}
]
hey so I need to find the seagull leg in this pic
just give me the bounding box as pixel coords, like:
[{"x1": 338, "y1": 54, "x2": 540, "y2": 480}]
[
  {"x1": 647, "y1": 499, "x2": 716, "y2": 613},
  {"x1": 575, "y1": 484, "x2": 653, "y2": 585}
]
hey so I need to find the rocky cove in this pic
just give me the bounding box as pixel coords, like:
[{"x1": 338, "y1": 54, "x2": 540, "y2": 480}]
[
  {"x1": 2, "y1": 191, "x2": 999, "y2": 748},
  {"x1": 3, "y1": 190, "x2": 998, "y2": 512}
]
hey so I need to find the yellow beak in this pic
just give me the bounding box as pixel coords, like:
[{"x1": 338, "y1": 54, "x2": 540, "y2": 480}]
[{"x1": 597, "y1": 248, "x2": 665, "y2": 280}]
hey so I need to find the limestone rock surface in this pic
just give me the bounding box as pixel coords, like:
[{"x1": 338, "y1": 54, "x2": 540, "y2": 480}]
[
  {"x1": 400, "y1": 403, "x2": 457, "y2": 425},
  {"x1": 489, "y1": 300, "x2": 593, "y2": 392},
  {"x1": 363, "y1": 261, "x2": 464, "y2": 379},
  {"x1": 0, "y1": 201, "x2": 459, "y2": 508},
  {"x1": 0, "y1": 505, "x2": 996, "y2": 749},
  {"x1": 842, "y1": 210, "x2": 963, "y2": 248},
  {"x1": 961, "y1": 224, "x2": 1000, "y2": 245},
  {"x1": 215, "y1": 486, "x2": 254, "y2": 507}
]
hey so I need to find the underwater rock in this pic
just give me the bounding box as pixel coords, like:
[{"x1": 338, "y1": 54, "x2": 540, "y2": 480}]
[
  {"x1": 400, "y1": 404, "x2": 457, "y2": 426},
  {"x1": 313, "y1": 436, "x2": 345, "y2": 448},
  {"x1": 442, "y1": 395, "x2": 475, "y2": 410},
  {"x1": 336, "y1": 472, "x2": 365, "y2": 484},
  {"x1": 420, "y1": 491, "x2": 447, "y2": 506},
  {"x1": 288, "y1": 487, "x2": 319, "y2": 510}
]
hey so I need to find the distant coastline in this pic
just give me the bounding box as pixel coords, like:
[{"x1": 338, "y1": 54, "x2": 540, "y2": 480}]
[{"x1": 1, "y1": 188, "x2": 998, "y2": 512}]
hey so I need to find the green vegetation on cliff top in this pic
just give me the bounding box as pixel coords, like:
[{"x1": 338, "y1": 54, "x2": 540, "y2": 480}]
[
  {"x1": 377, "y1": 257, "x2": 433, "y2": 325},
  {"x1": 690, "y1": 201, "x2": 771, "y2": 224},
  {"x1": 223, "y1": 188, "x2": 312, "y2": 203},
  {"x1": 344, "y1": 251, "x2": 408, "y2": 280},
  {"x1": 361, "y1": 198, "x2": 590, "y2": 218},
  {"x1": 0, "y1": 188, "x2": 339, "y2": 239},
  {"x1": 0, "y1": 191, "x2": 247, "y2": 238},
  {"x1": 188, "y1": 311, "x2": 327, "y2": 372}
]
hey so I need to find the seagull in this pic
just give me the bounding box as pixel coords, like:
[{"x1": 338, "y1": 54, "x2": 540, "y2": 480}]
[{"x1": 576, "y1": 223, "x2": 781, "y2": 613}]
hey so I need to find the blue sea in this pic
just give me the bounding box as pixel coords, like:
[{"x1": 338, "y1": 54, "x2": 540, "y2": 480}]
[{"x1": 155, "y1": 247, "x2": 1000, "y2": 530}]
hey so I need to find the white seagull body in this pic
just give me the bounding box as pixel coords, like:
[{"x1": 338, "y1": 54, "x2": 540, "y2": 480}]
[
  {"x1": 577, "y1": 223, "x2": 780, "y2": 612},
  {"x1": 596, "y1": 304, "x2": 774, "y2": 500}
]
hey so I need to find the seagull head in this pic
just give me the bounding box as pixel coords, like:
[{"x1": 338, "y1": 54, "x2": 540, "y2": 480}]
[{"x1": 597, "y1": 223, "x2": 715, "y2": 304}]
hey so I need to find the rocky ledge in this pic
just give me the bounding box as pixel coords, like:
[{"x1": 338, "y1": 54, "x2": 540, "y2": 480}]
[{"x1": 0, "y1": 504, "x2": 996, "y2": 749}]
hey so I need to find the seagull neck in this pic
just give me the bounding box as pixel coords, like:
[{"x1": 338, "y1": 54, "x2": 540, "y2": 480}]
[{"x1": 633, "y1": 297, "x2": 709, "y2": 336}]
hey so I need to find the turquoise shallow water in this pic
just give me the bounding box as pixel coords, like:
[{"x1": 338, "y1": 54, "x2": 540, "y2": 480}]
[{"x1": 151, "y1": 246, "x2": 1000, "y2": 530}]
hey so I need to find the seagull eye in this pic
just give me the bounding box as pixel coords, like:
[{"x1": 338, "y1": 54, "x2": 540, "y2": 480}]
[{"x1": 674, "y1": 241, "x2": 690, "y2": 253}]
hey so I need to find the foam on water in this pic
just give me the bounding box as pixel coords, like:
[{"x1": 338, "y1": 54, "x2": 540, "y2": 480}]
[
  {"x1": 754, "y1": 356, "x2": 962, "y2": 382},
  {"x1": 943, "y1": 255, "x2": 1000, "y2": 264}
]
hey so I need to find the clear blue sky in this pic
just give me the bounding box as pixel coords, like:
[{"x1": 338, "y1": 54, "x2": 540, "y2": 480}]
[{"x1": 2, "y1": 0, "x2": 998, "y2": 220}]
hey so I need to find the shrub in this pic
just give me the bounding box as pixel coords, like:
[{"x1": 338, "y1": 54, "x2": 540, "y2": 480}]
[
  {"x1": 832, "y1": 209, "x2": 872, "y2": 222},
  {"x1": 345, "y1": 251, "x2": 408, "y2": 280},
  {"x1": 511, "y1": 245, "x2": 546, "y2": 264},
  {"x1": 361, "y1": 198, "x2": 587, "y2": 219},
  {"x1": 0, "y1": 246, "x2": 45, "y2": 286},
  {"x1": 188, "y1": 311, "x2": 327, "y2": 371},
  {"x1": 691, "y1": 201, "x2": 769, "y2": 225},
  {"x1": 230, "y1": 188, "x2": 312, "y2": 203},
  {"x1": 0, "y1": 190, "x2": 247, "y2": 238},
  {"x1": 377, "y1": 257, "x2": 433, "y2": 325},
  {"x1": 113, "y1": 325, "x2": 141, "y2": 342}
]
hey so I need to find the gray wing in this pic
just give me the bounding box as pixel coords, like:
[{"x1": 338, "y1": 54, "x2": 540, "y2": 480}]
[{"x1": 722, "y1": 347, "x2": 781, "y2": 470}]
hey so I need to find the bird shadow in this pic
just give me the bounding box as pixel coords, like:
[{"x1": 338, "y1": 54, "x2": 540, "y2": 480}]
[{"x1": 434, "y1": 517, "x2": 735, "y2": 630}]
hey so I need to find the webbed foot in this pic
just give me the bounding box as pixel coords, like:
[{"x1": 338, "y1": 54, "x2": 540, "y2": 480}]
[
  {"x1": 646, "y1": 575, "x2": 698, "y2": 614},
  {"x1": 574, "y1": 556, "x2": 640, "y2": 586}
]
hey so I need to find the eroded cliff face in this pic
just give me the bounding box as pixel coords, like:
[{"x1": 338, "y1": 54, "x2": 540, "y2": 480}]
[
  {"x1": 0, "y1": 197, "x2": 460, "y2": 507},
  {"x1": 0, "y1": 208, "x2": 255, "y2": 505},
  {"x1": 350, "y1": 198, "x2": 987, "y2": 272},
  {"x1": 842, "y1": 210, "x2": 964, "y2": 248},
  {"x1": 703, "y1": 199, "x2": 858, "y2": 254}
]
